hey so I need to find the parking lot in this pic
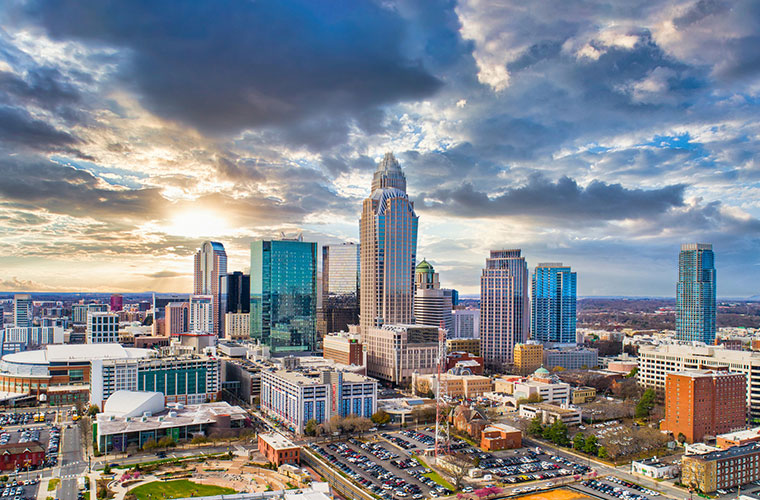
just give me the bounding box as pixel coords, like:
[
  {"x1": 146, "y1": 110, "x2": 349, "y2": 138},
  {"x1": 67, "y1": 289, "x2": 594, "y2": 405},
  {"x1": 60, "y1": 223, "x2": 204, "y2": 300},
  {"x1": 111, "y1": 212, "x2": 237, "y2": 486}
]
[
  {"x1": 0, "y1": 410, "x2": 62, "y2": 471},
  {"x1": 578, "y1": 476, "x2": 660, "y2": 500}
]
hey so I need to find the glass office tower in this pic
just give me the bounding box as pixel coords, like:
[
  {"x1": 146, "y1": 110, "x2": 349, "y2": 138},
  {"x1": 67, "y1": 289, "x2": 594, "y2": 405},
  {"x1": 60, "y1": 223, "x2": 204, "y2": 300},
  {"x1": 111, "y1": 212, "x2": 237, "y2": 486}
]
[
  {"x1": 251, "y1": 237, "x2": 317, "y2": 353},
  {"x1": 319, "y1": 243, "x2": 360, "y2": 337},
  {"x1": 676, "y1": 243, "x2": 716, "y2": 344},
  {"x1": 531, "y1": 263, "x2": 577, "y2": 345}
]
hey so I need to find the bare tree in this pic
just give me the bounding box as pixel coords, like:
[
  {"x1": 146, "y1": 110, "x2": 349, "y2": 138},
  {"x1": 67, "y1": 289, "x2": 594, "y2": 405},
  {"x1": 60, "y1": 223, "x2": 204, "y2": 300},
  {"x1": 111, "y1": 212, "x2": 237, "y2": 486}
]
[{"x1": 445, "y1": 453, "x2": 476, "y2": 490}]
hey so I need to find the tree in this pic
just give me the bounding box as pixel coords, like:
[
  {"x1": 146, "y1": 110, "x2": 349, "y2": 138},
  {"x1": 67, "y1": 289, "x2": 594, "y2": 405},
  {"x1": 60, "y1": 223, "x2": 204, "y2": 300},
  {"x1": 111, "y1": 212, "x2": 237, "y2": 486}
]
[
  {"x1": 191, "y1": 435, "x2": 208, "y2": 446},
  {"x1": 141, "y1": 438, "x2": 158, "y2": 451},
  {"x1": 583, "y1": 435, "x2": 598, "y2": 455},
  {"x1": 625, "y1": 367, "x2": 639, "y2": 379},
  {"x1": 304, "y1": 419, "x2": 318, "y2": 436},
  {"x1": 546, "y1": 420, "x2": 569, "y2": 447},
  {"x1": 573, "y1": 433, "x2": 586, "y2": 451},
  {"x1": 353, "y1": 416, "x2": 373, "y2": 435},
  {"x1": 446, "y1": 454, "x2": 476, "y2": 490},
  {"x1": 677, "y1": 432, "x2": 687, "y2": 444},
  {"x1": 371, "y1": 410, "x2": 391, "y2": 426},
  {"x1": 598, "y1": 446, "x2": 608, "y2": 459},
  {"x1": 87, "y1": 405, "x2": 100, "y2": 417},
  {"x1": 157, "y1": 436, "x2": 176, "y2": 449},
  {"x1": 635, "y1": 389, "x2": 656, "y2": 420},
  {"x1": 527, "y1": 416, "x2": 544, "y2": 437}
]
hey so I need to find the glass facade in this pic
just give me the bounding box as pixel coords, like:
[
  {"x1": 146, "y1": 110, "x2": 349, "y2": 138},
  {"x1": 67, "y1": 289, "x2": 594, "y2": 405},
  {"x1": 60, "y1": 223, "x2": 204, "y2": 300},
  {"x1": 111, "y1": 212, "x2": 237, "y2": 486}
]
[
  {"x1": 531, "y1": 263, "x2": 577, "y2": 344},
  {"x1": 220, "y1": 271, "x2": 250, "y2": 314},
  {"x1": 676, "y1": 243, "x2": 716, "y2": 344},
  {"x1": 251, "y1": 239, "x2": 317, "y2": 353},
  {"x1": 319, "y1": 243, "x2": 360, "y2": 337}
]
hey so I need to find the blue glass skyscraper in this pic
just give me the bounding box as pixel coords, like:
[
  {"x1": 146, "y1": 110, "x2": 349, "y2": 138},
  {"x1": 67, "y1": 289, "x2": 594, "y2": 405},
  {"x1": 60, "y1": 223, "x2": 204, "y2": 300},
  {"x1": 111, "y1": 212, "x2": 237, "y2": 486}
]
[
  {"x1": 676, "y1": 243, "x2": 716, "y2": 344},
  {"x1": 531, "y1": 263, "x2": 576, "y2": 345},
  {"x1": 250, "y1": 237, "x2": 317, "y2": 353}
]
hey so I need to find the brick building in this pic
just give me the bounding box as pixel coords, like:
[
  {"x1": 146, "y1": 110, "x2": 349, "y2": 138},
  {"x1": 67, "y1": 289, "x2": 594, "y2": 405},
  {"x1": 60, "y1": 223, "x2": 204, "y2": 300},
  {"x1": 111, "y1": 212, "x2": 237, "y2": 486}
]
[
  {"x1": 258, "y1": 432, "x2": 300, "y2": 466},
  {"x1": 662, "y1": 370, "x2": 746, "y2": 443},
  {"x1": 513, "y1": 342, "x2": 543, "y2": 375},
  {"x1": 0, "y1": 442, "x2": 45, "y2": 471},
  {"x1": 480, "y1": 423, "x2": 522, "y2": 451},
  {"x1": 322, "y1": 332, "x2": 363, "y2": 366},
  {"x1": 445, "y1": 351, "x2": 484, "y2": 374},
  {"x1": 682, "y1": 442, "x2": 760, "y2": 493}
]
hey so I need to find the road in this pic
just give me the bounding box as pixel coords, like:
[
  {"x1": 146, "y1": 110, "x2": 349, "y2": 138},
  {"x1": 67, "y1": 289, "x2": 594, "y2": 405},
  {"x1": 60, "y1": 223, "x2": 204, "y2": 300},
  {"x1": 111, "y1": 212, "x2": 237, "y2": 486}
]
[{"x1": 57, "y1": 424, "x2": 86, "y2": 500}]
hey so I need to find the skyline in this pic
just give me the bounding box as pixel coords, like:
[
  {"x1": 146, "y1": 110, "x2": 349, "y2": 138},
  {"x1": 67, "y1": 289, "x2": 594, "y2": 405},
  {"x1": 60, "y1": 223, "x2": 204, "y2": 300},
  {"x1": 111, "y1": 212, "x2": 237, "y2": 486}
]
[{"x1": 1, "y1": 1, "x2": 760, "y2": 297}]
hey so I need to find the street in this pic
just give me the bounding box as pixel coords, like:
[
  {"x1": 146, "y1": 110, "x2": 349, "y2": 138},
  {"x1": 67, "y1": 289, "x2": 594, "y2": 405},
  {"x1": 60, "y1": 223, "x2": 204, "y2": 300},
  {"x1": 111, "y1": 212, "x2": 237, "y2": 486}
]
[{"x1": 57, "y1": 424, "x2": 86, "y2": 500}]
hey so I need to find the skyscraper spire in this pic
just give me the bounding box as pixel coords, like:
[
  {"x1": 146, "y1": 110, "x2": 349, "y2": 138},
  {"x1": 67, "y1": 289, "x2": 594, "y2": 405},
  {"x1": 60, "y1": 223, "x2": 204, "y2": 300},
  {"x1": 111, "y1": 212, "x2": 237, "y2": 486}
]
[{"x1": 371, "y1": 152, "x2": 407, "y2": 192}]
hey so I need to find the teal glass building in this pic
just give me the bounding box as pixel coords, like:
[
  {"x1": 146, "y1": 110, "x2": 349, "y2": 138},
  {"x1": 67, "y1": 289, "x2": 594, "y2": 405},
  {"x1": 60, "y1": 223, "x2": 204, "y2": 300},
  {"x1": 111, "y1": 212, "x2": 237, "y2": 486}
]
[
  {"x1": 251, "y1": 238, "x2": 317, "y2": 353},
  {"x1": 676, "y1": 243, "x2": 716, "y2": 344},
  {"x1": 531, "y1": 263, "x2": 577, "y2": 345}
]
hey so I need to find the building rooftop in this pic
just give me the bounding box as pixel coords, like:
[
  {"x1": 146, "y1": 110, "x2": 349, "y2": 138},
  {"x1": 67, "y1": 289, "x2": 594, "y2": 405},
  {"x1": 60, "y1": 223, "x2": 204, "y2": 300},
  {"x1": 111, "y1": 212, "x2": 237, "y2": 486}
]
[
  {"x1": 259, "y1": 432, "x2": 298, "y2": 450},
  {"x1": 2, "y1": 343, "x2": 153, "y2": 365},
  {"x1": 634, "y1": 458, "x2": 673, "y2": 468},
  {"x1": 264, "y1": 368, "x2": 375, "y2": 386},
  {"x1": 97, "y1": 401, "x2": 247, "y2": 435},
  {"x1": 688, "y1": 442, "x2": 760, "y2": 462},
  {"x1": 104, "y1": 391, "x2": 165, "y2": 418},
  {"x1": 484, "y1": 423, "x2": 521, "y2": 433},
  {"x1": 523, "y1": 403, "x2": 579, "y2": 415},
  {"x1": 671, "y1": 369, "x2": 743, "y2": 379},
  {"x1": 717, "y1": 427, "x2": 760, "y2": 442}
]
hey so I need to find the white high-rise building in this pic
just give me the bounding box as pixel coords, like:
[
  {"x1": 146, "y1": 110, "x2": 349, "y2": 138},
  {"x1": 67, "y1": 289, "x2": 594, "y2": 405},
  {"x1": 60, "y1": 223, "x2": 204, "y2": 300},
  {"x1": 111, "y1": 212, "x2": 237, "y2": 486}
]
[
  {"x1": 13, "y1": 295, "x2": 32, "y2": 328},
  {"x1": 452, "y1": 309, "x2": 480, "y2": 339},
  {"x1": 189, "y1": 295, "x2": 213, "y2": 333},
  {"x1": 224, "y1": 312, "x2": 250, "y2": 340},
  {"x1": 86, "y1": 312, "x2": 119, "y2": 344},
  {"x1": 193, "y1": 241, "x2": 227, "y2": 337},
  {"x1": 413, "y1": 260, "x2": 453, "y2": 333}
]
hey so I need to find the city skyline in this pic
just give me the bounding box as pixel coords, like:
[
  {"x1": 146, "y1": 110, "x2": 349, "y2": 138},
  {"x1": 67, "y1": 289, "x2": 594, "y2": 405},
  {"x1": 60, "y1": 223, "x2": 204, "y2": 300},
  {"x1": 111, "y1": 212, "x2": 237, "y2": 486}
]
[{"x1": 1, "y1": 2, "x2": 759, "y2": 297}]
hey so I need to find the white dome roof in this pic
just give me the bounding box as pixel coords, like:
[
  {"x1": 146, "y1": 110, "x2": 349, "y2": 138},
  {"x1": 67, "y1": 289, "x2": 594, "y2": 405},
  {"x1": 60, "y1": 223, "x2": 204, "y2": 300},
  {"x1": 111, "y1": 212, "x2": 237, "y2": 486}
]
[{"x1": 103, "y1": 391, "x2": 165, "y2": 418}]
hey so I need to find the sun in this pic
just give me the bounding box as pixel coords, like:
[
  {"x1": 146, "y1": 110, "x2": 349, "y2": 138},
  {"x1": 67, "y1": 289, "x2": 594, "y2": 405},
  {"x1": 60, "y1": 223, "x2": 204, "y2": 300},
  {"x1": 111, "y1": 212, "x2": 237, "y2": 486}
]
[{"x1": 165, "y1": 210, "x2": 230, "y2": 238}]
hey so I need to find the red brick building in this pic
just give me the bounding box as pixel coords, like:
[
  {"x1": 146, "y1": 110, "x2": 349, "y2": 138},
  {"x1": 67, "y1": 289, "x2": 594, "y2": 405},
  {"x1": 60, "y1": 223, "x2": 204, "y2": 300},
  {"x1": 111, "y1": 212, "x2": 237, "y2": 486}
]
[
  {"x1": 662, "y1": 370, "x2": 746, "y2": 443},
  {"x1": 0, "y1": 442, "x2": 45, "y2": 471},
  {"x1": 481, "y1": 423, "x2": 522, "y2": 451},
  {"x1": 258, "y1": 432, "x2": 300, "y2": 466},
  {"x1": 445, "y1": 351, "x2": 484, "y2": 375}
]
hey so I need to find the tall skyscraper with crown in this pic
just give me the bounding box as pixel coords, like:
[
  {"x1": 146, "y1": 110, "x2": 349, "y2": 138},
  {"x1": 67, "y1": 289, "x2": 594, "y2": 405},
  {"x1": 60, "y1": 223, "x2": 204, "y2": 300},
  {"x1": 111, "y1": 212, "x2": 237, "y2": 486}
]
[{"x1": 360, "y1": 153, "x2": 419, "y2": 332}]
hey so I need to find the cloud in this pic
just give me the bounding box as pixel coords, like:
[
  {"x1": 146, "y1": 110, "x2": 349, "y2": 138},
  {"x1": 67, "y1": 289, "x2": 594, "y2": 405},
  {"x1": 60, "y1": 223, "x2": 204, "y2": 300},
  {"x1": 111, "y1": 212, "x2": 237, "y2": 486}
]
[
  {"x1": 22, "y1": 0, "x2": 442, "y2": 135},
  {"x1": 0, "y1": 105, "x2": 79, "y2": 149},
  {"x1": 144, "y1": 270, "x2": 184, "y2": 279},
  {"x1": 421, "y1": 175, "x2": 686, "y2": 221},
  {"x1": 0, "y1": 276, "x2": 55, "y2": 292}
]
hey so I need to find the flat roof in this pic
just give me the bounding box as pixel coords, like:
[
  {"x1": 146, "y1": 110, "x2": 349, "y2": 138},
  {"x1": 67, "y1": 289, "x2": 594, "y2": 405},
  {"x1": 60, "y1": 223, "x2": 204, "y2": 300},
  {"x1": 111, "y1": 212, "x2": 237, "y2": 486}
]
[
  {"x1": 717, "y1": 427, "x2": 760, "y2": 441},
  {"x1": 2, "y1": 344, "x2": 152, "y2": 365},
  {"x1": 265, "y1": 368, "x2": 374, "y2": 386},
  {"x1": 523, "y1": 403, "x2": 579, "y2": 414},
  {"x1": 96, "y1": 401, "x2": 247, "y2": 436},
  {"x1": 689, "y1": 442, "x2": 760, "y2": 462},
  {"x1": 259, "y1": 432, "x2": 298, "y2": 450}
]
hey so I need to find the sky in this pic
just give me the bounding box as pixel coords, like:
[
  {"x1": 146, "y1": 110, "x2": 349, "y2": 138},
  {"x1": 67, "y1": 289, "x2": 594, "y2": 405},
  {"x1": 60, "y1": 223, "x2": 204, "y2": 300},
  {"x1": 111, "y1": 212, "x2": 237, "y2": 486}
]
[{"x1": 0, "y1": 0, "x2": 759, "y2": 297}]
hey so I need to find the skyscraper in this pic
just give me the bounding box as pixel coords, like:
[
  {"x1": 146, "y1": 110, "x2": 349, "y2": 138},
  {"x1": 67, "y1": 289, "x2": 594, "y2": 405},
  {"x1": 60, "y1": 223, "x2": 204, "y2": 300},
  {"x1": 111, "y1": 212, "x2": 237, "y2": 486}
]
[
  {"x1": 413, "y1": 259, "x2": 453, "y2": 333},
  {"x1": 220, "y1": 272, "x2": 250, "y2": 314},
  {"x1": 13, "y1": 294, "x2": 32, "y2": 328},
  {"x1": 319, "y1": 243, "x2": 360, "y2": 338},
  {"x1": 109, "y1": 294, "x2": 123, "y2": 312},
  {"x1": 480, "y1": 250, "x2": 529, "y2": 368},
  {"x1": 250, "y1": 237, "x2": 317, "y2": 354},
  {"x1": 193, "y1": 241, "x2": 227, "y2": 337},
  {"x1": 360, "y1": 153, "x2": 419, "y2": 332},
  {"x1": 677, "y1": 243, "x2": 716, "y2": 344},
  {"x1": 188, "y1": 295, "x2": 213, "y2": 333},
  {"x1": 531, "y1": 263, "x2": 577, "y2": 345}
]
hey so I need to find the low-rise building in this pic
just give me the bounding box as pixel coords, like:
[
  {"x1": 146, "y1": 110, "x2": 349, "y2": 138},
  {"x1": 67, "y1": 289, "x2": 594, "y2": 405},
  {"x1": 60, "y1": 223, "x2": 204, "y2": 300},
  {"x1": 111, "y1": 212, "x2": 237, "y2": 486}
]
[
  {"x1": 493, "y1": 376, "x2": 521, "y2": 394},
  {"x1": 631, "y1": 458, "x2": 680, "y2": 479},
  {"x1": 519, "y1": 403, "x2": 581, "y2": 426},
  {"x1": 716, "y1": 427, "x2": 760, "y2": 449},
  {"x1": 412, "y1": 372, "x2": 493, "y2": 399},
  {"x1": 572, "y1": 386, "x2": 597, "y2": 404},
  {"x1": 514, "y1": 342, "x2": 543, "y2": 375},
  {"x1": 445, "y1": 351, "x2": 483, "y2": 375},
  {"x1": 681, "y1": 442, "x2": 760, "y2": 493},
  {"x1": 480, "y1": 423, "x2": 522, "y2": 451},
  {"x1": 0, "y1": 442, "x2": 45, "y2": 471},
  {"x1": 322, "y1": 332, "x2": 363, "y2": 366},
  {"x1": 258, "y1": 432, "x2": 300, "y2": 466},
  {"x1": 446, "y1": 338, "x2": 480, "y2": 357},
  {"x1": 512, "y1": 372, "x2": 571, "y2": 405}
]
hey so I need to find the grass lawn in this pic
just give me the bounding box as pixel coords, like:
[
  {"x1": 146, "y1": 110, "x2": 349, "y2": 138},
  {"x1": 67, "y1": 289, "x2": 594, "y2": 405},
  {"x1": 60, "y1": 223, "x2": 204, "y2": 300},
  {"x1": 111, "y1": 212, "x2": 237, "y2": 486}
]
[
  {"x1": 411, "y1": 455, "x2": 456, "y2": 491},
  {"x1": 129, "y1": 480, "x2": 236, "y2": 500},
  {"x1": 48, "y1": 479, "x2": 60, "y2": 491}
]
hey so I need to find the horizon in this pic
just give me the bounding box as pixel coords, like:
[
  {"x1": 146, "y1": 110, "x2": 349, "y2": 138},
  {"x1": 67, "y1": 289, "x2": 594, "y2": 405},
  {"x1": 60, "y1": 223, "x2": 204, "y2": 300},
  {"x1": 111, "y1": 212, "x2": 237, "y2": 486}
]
[{"x1": 1, "y1": 2, "x2": 759, "y2": 296}]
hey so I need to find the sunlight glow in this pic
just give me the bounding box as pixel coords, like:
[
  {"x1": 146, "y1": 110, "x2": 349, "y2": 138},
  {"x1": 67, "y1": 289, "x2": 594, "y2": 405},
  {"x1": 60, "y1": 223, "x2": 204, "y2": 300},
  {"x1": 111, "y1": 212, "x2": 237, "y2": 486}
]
[{"x1": 165, "y1": 211, "x2": 230, "y2": 238}]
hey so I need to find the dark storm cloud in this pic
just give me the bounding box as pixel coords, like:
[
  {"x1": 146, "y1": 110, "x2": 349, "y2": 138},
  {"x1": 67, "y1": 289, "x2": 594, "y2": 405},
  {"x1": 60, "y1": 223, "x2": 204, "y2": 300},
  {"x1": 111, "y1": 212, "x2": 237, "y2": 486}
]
[
  {"x1": 507, "y1": 40, "x2": 564, "y2": 73},
  {"x1": 0, "y1": 106, "x2": 78, "y2": 148},
  {"x1": 23, "y1": 0, "x2": 442, "y2": 134},
  {"x1": 421, "y1": 174, "x2": 685, "y2": 221},
  {"x1": 673, "y1": 0, "x2": 731, "y2": 28},
  {"x1": 0, "y1": 67, "x2": 80, "y2": 107}
]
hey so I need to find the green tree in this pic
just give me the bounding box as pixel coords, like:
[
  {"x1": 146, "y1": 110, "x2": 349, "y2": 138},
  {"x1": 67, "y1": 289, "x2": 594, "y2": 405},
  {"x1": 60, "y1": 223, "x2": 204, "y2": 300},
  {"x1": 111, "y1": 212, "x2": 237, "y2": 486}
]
[
  {"x1": 141, "y1": 438, "x2": 158, "y2": 451},
  {"x1": 625, "y1": 367, "x2": 639, "y2": 379},
  {"x1": 547, "y1": 420, "x2": 569, "y2": 446},
  {"x1": 157, "y1": 436, "x2": 176, "y2": 449},
  {"x1": 87, "y1": 405, "x2": 100, "y2": 417},
  {"x1": 677, "y1": 432, "x2": 687, "y2": 444},
  {"x1": 528, "y1": 416, "x2": 544, "y2": 437},
  {"x1": 371, "y1": 409, "x2": 391, "y2": 426},
  {"x1": 598, "y1": 446, "x2": 608, "y2": 459},
  {"x1": 584, "y1": 435, "x2": 598, "y2": 455},
  {"x1": 635, "y1": 389, "x2": 656, "y2": 420},
  {"x1": 304, "y1": 419, "x2": 318, "y2": 436},
  {"x1": 103, "y1": 464, "x2": 112, "y2": 475},
  {"x1": 573, "y1": 433, "x2": 586, "y2": 451}
]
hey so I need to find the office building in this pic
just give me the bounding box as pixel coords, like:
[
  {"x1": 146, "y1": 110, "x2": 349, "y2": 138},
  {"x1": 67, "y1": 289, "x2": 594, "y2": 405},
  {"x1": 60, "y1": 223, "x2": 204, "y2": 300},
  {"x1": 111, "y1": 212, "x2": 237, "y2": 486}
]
[
  {"x1": 519, "y1": 403, "x2": 582, "y2": 426},
  {"x1": 258, "y1": 433, "x2": 300, "y2": 466},
  {"x1": 90, "y1": 353, "x2": 221, "y2": 409},
  {"x1": 13, "y1": 295, "x2": 32, "y2": 328},
  {"x1": 251, "y1": 237, "x2": 317, "y2": 354},
  {"x1": 322, "y1": 332, "x2": 363, "y2": 366},
  {"x1": 87, "y1": 311, "x2": 119, "y2": 344},
  {"x1": 716, "y1": 427, "x2": 760, "y2": 449},
  {"x1": 194, "y1": 241, "x2": 228, "y2": 337},
  {"x1": 677, "y1": 243, "x2": 716, "y2": 344},
  {"x1": 662, "y1": 370, "x2": 746, "y2": 443},
  {"x1": 110, "y1": 294, "x2": 123, "y2": 312},
  {"x1": 412, "y1": 372, "x2": 493, "y2": 399},
  {"x1": 364, "y1": 324, "x2": 438, "y2": 385},
  {"x1": 480, "y1": 250, "x2": 529, "y2": 367},
  {"x1": 165, "y1": 302, "x2": 189, "y2": 336},
  {"x1": 445, "y1": 351, "x2": 484, "y2": 374},
  {"x1": 572, "y1": 386, "x2": 597, "y2": 404},
  {"x1": 543, "y1": 347, "x2": 598, "y2": 370},
  {"x1": 514, "y1": 342, "x2": 544, "y2": 375},
  {"x1": 452, "y1": 309, "x2": 479, "y2": 339},
  {"x1": 446, "y1": 338, "x2": 480, "y2": 356},
  {"x1": 359, "y1": 153, "x2": 418, "y2": 331},
  {"x1": 638, "y1": 344, "x2": 760, "y2": 420},
  {"x1": 681, "y1": 443, "x2": 760, "y2": 493},
  {"x1": 319, "y1": 243, "x2": 360, "y2": 339},
  {"x1": 220, "y1": 272, "x2": 250, "y2": 315},
  {"x1": 413, "y1": 260, "x2": 453, "y2": 333},
  {"x1": 259, "y1": 368, "x2": 377, "y2": 434},
  {"x1": 72, "y1": 303, "x2": 108, "y2": 325},
  {"x1": 0, "y1": 326, "x2": 64, "y2": 355},
  {"x1": 512, "y1": 376, "x2": 571, "y2": 405},
  {"x1": 481, "y1": 424, "x2": 522, "y2": 451},
  {"x1": 189, "y1": 295, "x2": 213, "y2": 333},
  {"x1": 224, "y1": 312, "x2": 250, "y2": 340},
  {"x1": 531, "y1": 263, "x2": 576, "y2": 345}
]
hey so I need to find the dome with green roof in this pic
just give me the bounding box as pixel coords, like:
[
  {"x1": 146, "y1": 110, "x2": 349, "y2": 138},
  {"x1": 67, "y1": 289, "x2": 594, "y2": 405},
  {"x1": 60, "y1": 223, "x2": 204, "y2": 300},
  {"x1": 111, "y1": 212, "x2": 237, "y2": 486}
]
[
  {"x1": 533, "y1": 366, "x2": 550, "y2": 377},
  {"x1": 416, "y1": 259, "x2": 434, "y2": 273}
]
